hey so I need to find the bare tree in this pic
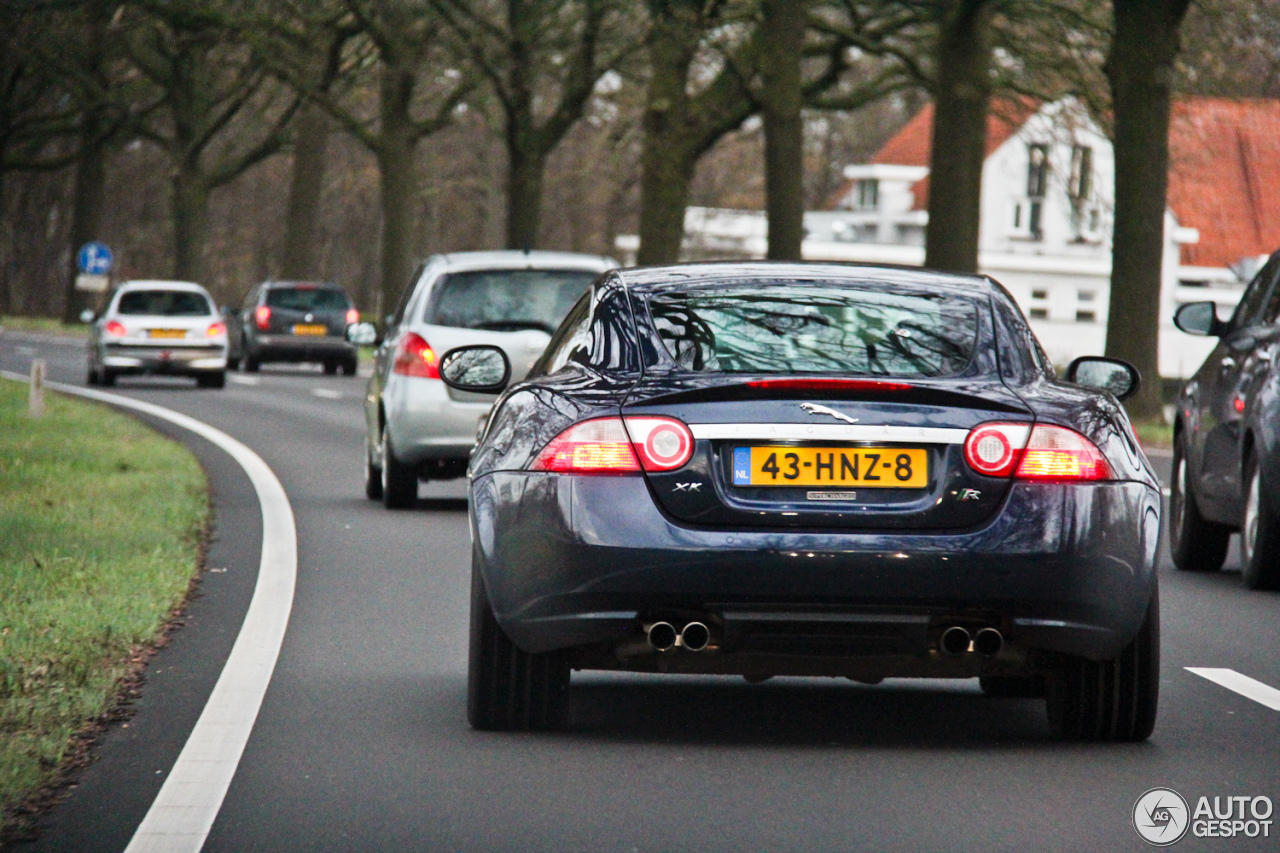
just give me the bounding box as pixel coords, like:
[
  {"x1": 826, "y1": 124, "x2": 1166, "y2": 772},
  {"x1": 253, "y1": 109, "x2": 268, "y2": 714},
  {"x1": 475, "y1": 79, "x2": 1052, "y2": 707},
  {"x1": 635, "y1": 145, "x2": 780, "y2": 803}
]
[{"x1": 1104, "y1": 0, "x2": 1193, "y2": 419}]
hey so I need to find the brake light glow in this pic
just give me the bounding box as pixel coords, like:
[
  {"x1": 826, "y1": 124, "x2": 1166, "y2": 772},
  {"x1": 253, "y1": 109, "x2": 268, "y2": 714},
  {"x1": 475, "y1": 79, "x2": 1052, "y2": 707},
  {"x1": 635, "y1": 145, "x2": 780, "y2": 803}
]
[
  {"x1": 346, "y1": 308, "x2": 359, "y2": 325},
  {"x1": 531, "y1": 418, "x2": 641, "y2": 473},
  {"x1": 255, "y1": 306, "x2": 271, "y2": 330},
  {"x1": 745, "y1": 378, "x2": 912, "y2": 393},
  {"x1": 105, "y1": 320, "x2": 126, "y2": 337},
  {"x1": 622, "y1": 416, "x2": 694, "y2": 471},
  {"x1": 392, "y1": 331, "x2": 438, "y2": 378},
  {"x1": 963, "y1": 423, "x2": 1032, "y2": 476},
  {"x1": 207, "y1": 321, "x2": 226, "y2": 337},
  {"x1": 1015, "y1": 425, "x2": 1111, "y2": 480}
]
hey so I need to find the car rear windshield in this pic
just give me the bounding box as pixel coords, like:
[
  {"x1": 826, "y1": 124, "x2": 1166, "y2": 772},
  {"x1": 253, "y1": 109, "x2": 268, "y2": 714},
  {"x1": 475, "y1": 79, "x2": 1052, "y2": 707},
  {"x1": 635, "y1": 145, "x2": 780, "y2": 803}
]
[
  {"x1": 265, "y1": 287, "x2": 350, "y2": 311},
  {"x1": 116, "y1": 290, "x2": 213, "y2": 316},
  {"x1": 425, "y1": 269, "x2": 598, "y2": 334},
  {"x1": 646, "y1": 283, "x2": 980, "y2": 378}
]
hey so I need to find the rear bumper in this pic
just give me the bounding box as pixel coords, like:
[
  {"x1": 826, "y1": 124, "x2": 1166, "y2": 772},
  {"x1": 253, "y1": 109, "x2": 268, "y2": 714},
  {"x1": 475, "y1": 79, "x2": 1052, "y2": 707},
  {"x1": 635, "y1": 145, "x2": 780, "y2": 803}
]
[
  {"x1": 470, "y1": 473, "x2": 1161, "y2": 667},
  {"x1": 101, "y1": 344, "x2": 226, "y2": 373},
  {"x1": 247, "y1": 335, "x2": 353, "y2": 362},
  {"x1": 383, "y1": 374, "x2": 493, "y2": 464}
]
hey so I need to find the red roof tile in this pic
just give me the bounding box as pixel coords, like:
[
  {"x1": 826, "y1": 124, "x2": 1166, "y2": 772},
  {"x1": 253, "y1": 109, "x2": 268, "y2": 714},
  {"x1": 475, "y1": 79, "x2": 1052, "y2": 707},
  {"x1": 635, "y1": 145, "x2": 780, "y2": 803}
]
[{"x1": 1167, "y1": 98, "x2": 1280, "y2": 269}]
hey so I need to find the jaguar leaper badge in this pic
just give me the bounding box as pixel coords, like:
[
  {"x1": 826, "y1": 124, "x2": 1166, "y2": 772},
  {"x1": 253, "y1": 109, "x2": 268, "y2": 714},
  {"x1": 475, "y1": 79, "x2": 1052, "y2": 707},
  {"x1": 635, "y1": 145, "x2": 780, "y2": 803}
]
[{"x1": 800, "y1": 402, "x2": 859, "y2": 425}]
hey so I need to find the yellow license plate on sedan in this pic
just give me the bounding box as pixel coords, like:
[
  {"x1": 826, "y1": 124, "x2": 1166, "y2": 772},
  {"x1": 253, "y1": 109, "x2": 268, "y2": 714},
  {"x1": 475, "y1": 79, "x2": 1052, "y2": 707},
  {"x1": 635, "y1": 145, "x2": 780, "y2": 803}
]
[
  {"x1": 292, "y1": 324, "x2": 327, "y2": 336},
  {"x1": 148, "y1": 329, "x2": 186, "y2": 339},
  {"x1": 735, "y1": 446, "x2": 928, "y2": 488}
]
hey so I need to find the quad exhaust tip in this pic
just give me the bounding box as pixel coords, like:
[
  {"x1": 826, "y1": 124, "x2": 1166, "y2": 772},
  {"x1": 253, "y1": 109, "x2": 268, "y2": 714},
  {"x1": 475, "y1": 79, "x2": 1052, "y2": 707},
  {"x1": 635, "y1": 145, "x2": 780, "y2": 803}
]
[
  {"x1": 973, "y1": 627, "x2": 1004, "y2": 658},
  {"x1": 680, "y1": 622, "x2": 710, "y2": 652},
  {"x1": 645, "y1": 621, "x2": 712, "y2": 652},
  {"x1": 646, "y1": 622, "x2": 678, "y2": 652},
  {"x1": 940, "y1": 626, "x2": 971, "y2": 657}
]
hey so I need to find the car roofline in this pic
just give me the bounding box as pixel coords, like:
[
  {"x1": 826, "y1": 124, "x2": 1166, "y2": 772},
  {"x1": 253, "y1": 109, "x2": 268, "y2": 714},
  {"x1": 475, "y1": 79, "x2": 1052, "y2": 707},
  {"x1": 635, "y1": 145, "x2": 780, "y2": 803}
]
[{"x1": 615, "y1": 261, "x2": 997, "y2": 295}]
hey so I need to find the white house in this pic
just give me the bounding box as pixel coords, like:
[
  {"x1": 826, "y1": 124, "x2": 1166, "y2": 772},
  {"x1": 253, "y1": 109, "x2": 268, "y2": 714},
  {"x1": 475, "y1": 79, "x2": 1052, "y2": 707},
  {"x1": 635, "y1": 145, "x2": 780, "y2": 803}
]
[{"x1": 616, "y1": 96, "x2": 1280, "y2": 379}]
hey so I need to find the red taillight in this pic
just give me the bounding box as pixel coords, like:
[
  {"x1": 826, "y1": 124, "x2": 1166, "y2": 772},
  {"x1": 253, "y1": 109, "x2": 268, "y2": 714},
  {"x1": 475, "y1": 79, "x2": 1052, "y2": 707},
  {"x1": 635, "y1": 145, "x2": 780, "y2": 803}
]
[
  {"x1": 392, "y1": 331, "x2": 438, "y2": 378},
  {"x1": 207, "y1": 321, "x2": 226, "y2": 337},
  {"x1": 531, "y1": 418, "x2": 640, "y2": 474},
  {"x1": 530, "y1": 416, "x2": 695, "y2": 475},
  {"x1": 745, "y1": 378, "x2": 912, "y2": 393},
  {"x1": 623, "y1": 416, "x2": 694, "y2": 471},
  {"x1": 346, "y1": 308, "x2": 359, "y2": 325},
  {"x1": 963, "y1": 423, "x2": 1031, "y2": 477},
  {"x1": 105, "y1": 320, "x2": 126, "y2": 337},
  {"x1": 1015, "y1": 425, "x2": 1111, "y2": 480},
  {"x1": 255, "y1": 306, "x2": 271, "y2": 330}
]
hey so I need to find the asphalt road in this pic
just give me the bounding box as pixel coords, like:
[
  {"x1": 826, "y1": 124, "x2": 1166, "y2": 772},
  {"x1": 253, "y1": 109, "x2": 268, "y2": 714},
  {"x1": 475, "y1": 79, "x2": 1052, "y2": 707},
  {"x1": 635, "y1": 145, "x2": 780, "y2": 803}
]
[{"x1": 3, "y1": 330, "x2": 1279, "y2": 852}]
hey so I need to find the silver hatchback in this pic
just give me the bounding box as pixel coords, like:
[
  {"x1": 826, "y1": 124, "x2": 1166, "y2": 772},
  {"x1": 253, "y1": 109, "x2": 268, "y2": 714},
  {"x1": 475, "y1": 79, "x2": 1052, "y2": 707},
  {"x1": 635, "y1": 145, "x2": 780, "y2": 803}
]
[
  {"x1": 87, "y1": 280, "x2": 229, "y2": 388},
  {"x1": 364, "y1": 250, "x2": 616, "y2": 507}
]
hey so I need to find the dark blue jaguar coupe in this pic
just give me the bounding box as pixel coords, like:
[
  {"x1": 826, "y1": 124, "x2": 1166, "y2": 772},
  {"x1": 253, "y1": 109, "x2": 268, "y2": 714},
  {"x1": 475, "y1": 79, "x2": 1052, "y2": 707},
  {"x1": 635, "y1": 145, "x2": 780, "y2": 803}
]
[{"x1": 439, "y1": 263, "x2": 1162, "y2": 741}]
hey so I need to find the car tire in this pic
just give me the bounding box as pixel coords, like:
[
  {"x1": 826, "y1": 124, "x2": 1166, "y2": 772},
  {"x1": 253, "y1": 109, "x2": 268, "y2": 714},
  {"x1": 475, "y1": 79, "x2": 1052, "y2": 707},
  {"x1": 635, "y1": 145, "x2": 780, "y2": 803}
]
[
  {"x1": 979, "y1": 676, "x2": 1045, "y2": 698},
  {"x1": 197, "y1": 371, "x2": 226, "y2": 389},
  {"x1": 341, "y1": 357, "x2": 358, "y2": 377},
  {"x1": 244, "y1": 354, "x2": 260, "y2": 373},
  {"x1": 1241, "y1": 460, "x2": 1280, "y2": 590},
  {"x1": 323, "y1": 360, "x2": 338, "y2": 375},
  {"x1": 380, "y1": 425, "x2": 417, "y2": 509},
  {"x1": 467, "y1": 562, "x2": 569, "y2": 732},
  {"x1": 365, "y1": 446, "x2": 383, "y2": 500},
  {"x1": 1045, "y1": 583, "x2": 1159, "y2": 742},
  {"x1": 227, "y1": 357, "x2": 241, "y2": 371},
  {"x1": 87, "y1": 365, "x2": 99, "y2": 386},
  {"x1": 1170, "y1": 440, "x2": 1230, "y2": 572},
  {"x1": 100, "y1": 369, "x2": 116, "y2": 387}
]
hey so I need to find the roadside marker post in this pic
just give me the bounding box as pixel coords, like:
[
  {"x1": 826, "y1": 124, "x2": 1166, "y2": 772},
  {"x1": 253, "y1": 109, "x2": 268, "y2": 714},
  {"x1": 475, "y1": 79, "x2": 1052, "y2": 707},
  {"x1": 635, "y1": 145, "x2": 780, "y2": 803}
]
[{"x1": 28, "y1": 359, "x2": 45, "y2": 418}]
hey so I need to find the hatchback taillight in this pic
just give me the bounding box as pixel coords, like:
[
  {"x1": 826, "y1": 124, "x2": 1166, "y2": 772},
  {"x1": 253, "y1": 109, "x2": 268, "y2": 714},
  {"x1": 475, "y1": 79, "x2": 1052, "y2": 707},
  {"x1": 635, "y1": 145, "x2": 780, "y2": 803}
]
[
  {"x1": 207, "y1": 321, "x2": 226, "y2": 337},
  {"x1": 964, "y1": 421, "x2": 1111, "y2": 481},
  {"x1": 255, "y1": 306, "x2": 271, "y2": 330},
  {"x1": 531, "y1": 416, "x2": 695, "y2": 475},
  {"x1": 346, "y1": 308, "x2": 359, "y2": 325},
  {"x1": 392, "y1": 331, "x2": 438, "y2": 378},
  {"x1": 105, "y1": 320, "x2": 127, "y2": 337}
]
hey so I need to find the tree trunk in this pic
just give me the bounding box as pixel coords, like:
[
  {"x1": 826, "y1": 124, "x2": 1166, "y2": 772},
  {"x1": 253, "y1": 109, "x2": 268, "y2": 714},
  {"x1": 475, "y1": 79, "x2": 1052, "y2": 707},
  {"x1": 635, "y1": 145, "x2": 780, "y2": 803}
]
[
  {"x1": 62, "y1": 130, "x2": 107, "y2": 322},
  {"x1": 505, "y1": 141, "x2": 544, "y2": 251},
  {"x1": 1104, "y1": 0, "x2": 1191, "y2": 419},
  {"x1": 924, "y1": 0, "x2": 993, "y2": 274},
  {"x1": 761, "y1": 0, "x2": 806, "y2": 261},
  {"x1": 172, "y1": 163, "x2": 210, "y2": 284},
  {"x1": 375, "y1": 67, "x2": 419, "y2": 318},
  {"x1": 281, "y1": 103, "x2": 330, "y2": 281}
]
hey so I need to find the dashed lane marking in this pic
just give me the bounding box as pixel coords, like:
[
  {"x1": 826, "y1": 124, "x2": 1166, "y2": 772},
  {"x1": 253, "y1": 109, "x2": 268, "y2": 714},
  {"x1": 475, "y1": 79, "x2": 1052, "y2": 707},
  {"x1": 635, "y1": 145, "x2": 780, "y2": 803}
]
[
  {"x1": 228, "y1": 374, "x2": 260, "y2": 386},
  {"x1": 1187, "y1": 668, "x2": 1280, "y2": 712},
  {"x1": 2, "y1": 370, "x2": 298, "y2": 853},
  {"x1": 312, "y1": 388, "x2": 342, "y2": 399}
]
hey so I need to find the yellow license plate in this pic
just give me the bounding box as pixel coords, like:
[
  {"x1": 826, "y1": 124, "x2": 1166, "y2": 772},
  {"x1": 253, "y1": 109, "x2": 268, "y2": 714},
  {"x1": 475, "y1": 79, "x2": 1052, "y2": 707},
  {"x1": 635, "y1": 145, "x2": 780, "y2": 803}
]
[
  {"x1": 292, "y1": 324, "x2": 327, "y2": 336},
  {"x1": 148, "y1": 329, "x2": 186, "y2": 339},
  {"x1": 734, "y1": 446, "x2": 928, "y2": 488}
]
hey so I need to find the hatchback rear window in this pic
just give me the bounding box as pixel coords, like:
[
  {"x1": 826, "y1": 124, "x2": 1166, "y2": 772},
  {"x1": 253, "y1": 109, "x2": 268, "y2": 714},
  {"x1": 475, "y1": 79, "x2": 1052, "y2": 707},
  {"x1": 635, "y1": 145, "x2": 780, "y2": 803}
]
[
  {"x1": 426, "y1": 269, "x2": 598, "y2": 334},
  {"x1": 646, "y1": 283, "x2": 979, "y2": 378},
  {"x1": 265, "y1": 287, "x2": 350, "y2": 311},
  {"x1": 117, "y1": 290, "x2": 212, "y2": 316}
]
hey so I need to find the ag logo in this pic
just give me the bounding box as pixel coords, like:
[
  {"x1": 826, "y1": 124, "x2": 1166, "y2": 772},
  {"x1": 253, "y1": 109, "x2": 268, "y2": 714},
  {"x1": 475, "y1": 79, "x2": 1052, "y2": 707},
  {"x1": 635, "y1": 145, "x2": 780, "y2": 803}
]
[{"x1": 1133, "y1": 788, "x2": 1190, "y2": 846}]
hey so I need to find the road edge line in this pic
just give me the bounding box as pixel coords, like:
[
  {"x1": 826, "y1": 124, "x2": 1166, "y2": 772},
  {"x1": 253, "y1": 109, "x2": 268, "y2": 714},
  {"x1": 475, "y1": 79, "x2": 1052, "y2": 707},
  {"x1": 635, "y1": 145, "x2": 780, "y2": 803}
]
[
  {"x1": 1186, "y1": 667, "x2": 1280, "y2": 711},
  {"x1": 2, "y1": 372, "x2": 298, "y2": 853}
]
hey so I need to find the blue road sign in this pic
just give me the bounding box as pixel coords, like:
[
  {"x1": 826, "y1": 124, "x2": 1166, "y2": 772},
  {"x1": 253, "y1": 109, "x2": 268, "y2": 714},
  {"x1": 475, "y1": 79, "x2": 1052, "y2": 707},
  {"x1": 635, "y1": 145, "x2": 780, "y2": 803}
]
[{"x1": 77, "y1": 241, "x2": 113, "y2": 275}]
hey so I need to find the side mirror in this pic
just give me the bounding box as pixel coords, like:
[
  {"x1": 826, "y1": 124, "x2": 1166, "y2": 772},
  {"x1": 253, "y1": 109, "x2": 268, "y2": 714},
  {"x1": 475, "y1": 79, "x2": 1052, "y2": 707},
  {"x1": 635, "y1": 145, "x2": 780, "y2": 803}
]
[
  {"x1": 346, "y1": 321, "x2": 379, "y2": 346},
  {"x1": 79, "y1": 309, "x2": 96, "y2": 324},
  {"x1": 438, "y1": 345, "x2": 510, "y2": 394},
  {"x1": 1066, "y1": 356, "x2": 1140, "y2": 401},
  {"x1": 1174, "y1": 301, "x2": 1225, "y2": 337}
]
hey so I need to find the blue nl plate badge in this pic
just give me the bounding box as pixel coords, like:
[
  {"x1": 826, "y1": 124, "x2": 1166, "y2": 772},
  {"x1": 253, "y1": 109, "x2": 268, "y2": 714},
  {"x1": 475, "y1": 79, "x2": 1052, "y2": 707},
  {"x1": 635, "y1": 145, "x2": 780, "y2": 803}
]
[{"x1": 733, "y1": 447, "x2": 751, "y2": 485}]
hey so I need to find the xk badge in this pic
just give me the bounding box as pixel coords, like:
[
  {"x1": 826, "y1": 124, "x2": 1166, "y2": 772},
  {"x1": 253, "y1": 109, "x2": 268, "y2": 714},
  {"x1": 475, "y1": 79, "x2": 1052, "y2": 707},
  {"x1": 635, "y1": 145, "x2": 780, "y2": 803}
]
[{"x1": 674, "y1": 482, "x2": 702, "y2": 492}]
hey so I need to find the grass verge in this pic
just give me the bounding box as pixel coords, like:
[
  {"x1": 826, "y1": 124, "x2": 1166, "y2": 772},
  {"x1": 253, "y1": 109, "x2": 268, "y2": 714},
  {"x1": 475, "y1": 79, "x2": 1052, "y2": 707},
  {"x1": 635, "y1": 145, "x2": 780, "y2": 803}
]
[
  {"x1": 0, "y1": 378, "x2": 207, "y2": 840},
  {"x1": 0, "y1": 316, "x2": 88, "y2": 338},
  {"x1": 1132, "y1": 418, "x2": 1173, "y2": 450}
]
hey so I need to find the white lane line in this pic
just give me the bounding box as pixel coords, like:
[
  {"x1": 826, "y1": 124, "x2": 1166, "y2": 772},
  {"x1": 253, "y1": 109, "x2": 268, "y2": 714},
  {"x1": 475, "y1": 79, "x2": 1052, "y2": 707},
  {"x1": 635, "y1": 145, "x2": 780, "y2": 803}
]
[
  {"x1": 1, "y1": 371, "x2": 297, "y2": 853},
  {"x1": 228, "y1": 374, "x2": 260, "y2": 386},
  {"x1": 1186, "y1": 668, "x2": 1280, "y2": 711},
  {"x1": 311, "y1": 388, "x2": 341, "y2": 399}
]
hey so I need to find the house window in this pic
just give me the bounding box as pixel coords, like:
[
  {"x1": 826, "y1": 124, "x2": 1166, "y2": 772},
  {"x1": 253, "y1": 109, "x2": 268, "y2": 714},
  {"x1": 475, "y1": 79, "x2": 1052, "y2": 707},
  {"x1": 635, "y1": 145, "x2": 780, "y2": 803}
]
[
  {"x1": 1076, "y1": 310, "x2": 1097, "y2": 323},
  {"x1": 1027, "y1": 144, "x2": 1049, "y2": 198},
  {"x1": 1029, "y1": 308, "x2": 1049, "y2": 320},
  {"x1": 1028, "y1": 200, "x2": 1043, "y2": 240},
  {"x1": 856, "y1": 179, "x2": 879, "y2": 210},
  {"x1": 1032, "y1": 289, "x2": 1048, "y2": 300},
  {"x1": 1069, "y1": 146, "x2": 1092, "y2": 200},
  {"x1": 1078, "y1": 290, "x2": 1095, "y2": 302}
]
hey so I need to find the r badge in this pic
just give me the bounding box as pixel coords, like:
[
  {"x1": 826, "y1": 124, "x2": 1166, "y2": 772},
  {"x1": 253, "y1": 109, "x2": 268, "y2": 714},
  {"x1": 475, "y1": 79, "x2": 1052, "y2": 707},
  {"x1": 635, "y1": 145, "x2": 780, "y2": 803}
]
[{"x1": 959, "y1": 488, "x2": 981, "y2": 501}]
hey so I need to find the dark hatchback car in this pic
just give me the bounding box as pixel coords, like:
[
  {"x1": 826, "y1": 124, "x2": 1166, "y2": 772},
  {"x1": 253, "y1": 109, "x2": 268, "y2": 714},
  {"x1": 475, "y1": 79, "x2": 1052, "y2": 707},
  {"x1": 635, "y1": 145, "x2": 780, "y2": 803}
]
[
  {"x1": 230, "y1": 281, "x2": 360, "y2": 374},
  {"x1": 1171, "y1": 248, "x2": 1280, "y2": 589},
  {"x1": 444, "y1": 263, "x2": 1162, "y2": 740}
]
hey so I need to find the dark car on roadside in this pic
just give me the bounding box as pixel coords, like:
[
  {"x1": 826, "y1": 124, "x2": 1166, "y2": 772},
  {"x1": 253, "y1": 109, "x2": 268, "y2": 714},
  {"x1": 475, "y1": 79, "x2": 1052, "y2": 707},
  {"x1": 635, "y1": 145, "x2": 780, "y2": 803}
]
[
  {"x1": 1171, "y1": 248, "x2": 1280, "y2": 589},
  {"x1": 230, "y1": 281, "x2": 360, "y2": 375},
  {"x1": 441, "y1": 262, "x2": 1162, "y2": 741}
]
